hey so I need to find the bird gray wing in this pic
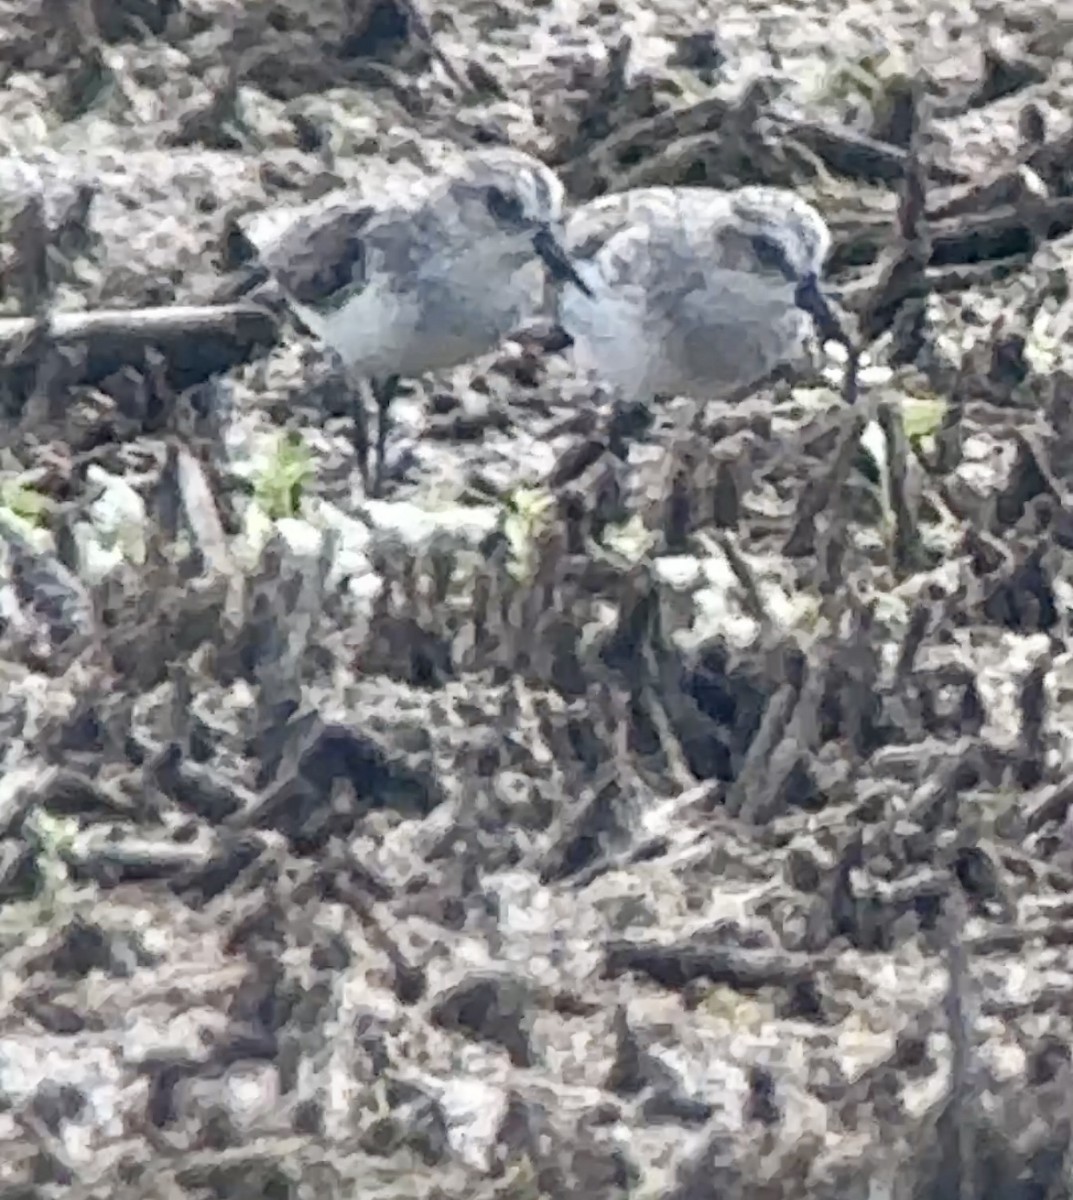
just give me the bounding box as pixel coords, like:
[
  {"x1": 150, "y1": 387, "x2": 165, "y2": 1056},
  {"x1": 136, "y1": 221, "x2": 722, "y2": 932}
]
[
  {"x1": 565, "y1": 188, "x2": 787, "y2": 280},
  {"x1": 266, "y1": 201, "x2": 442, "y2": 314},
  {"x1": 562, "y1": 191, "x2": 665, "y2": 262},
  {"x1": 554, "y1": 188, "x2": 775, "y2": 340},
  {"x1": 563, "y1": 188, "x2": 720, "y2": 251},
  {"x1": 548, "y1": 193, "x2": 675, "y2": 329},
  {"x1": 562, "y1": 191, "x2": 712, "y2": 293},
  {"x1": 216, "y1": 197, "x2": 440, "y2": 315},
  {"x1": 209, "y1": 202, "x2": 375, "y2": 307},
  {"x1": 261, "y1": 202, "x2": 377, "y2": 309}
]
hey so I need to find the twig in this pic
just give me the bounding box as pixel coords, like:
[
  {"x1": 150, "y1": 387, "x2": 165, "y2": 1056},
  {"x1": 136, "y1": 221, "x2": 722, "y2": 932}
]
[
  {"x1": 784, "y1": 402, "x2": 870, "y2": 558},
  {"x1": 892, "y1": 598, "x2": 932, "y2": 687},
  {"x1": 707, "y1": 530, "x2": 773, "y2": 636},
  {"x1": 877, "y1": 398, "x2": 920, "y2": 575},
  {"x1": 0, "y1": 304, "x2": 278, "y2": 387},
  {"x1": 859, "y1": 76, "x2": 932, "y2": 349},
  {"x1": 559, "y1": 90, "x2": 968, "y2": 195},
  {"x1": 1017, "y1": 649, "x2": 1052, "y2": 788},
  {"x1": 938, "y1": 890, "x2": 976, "y2": 1200},
  {"x1": 170, "y1": 443, "x2": 236, "y2": 581},
  {"x1": 723, "y1": 678, "x2": 800, "y2": 820},
  {"x1": 397, "y1": 0, "x2": 471, "y2": 93},
  {"x1": 4, "y1": 193, "x2": 53, "y2": 316}
]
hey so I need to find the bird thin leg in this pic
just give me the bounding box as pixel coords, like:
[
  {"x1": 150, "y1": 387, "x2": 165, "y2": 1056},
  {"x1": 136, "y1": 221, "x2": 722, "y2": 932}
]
[
  {"x1": 606, "y1": 394, "x2": 654, "y2": 458},
  {"x1": 369, "y1": 374, "x2": 400, "y2": 499},
  {"x1": 343, "y1": 371, "x2": 370, "y2": 495}
]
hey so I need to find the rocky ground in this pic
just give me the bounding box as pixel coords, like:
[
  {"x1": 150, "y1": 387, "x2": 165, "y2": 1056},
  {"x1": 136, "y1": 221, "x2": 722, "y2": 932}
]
[{"x1": 2, "y1": 0, "x2": 1073, "y2": 1198}]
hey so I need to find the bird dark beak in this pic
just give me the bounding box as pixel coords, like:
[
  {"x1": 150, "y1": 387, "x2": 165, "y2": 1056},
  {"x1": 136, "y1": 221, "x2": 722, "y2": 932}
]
[
  {"x1": 532, "y1": 226, "x2": 593, "y2": 297},
  {"x1": 793, "y1": 273, "x2": 851, "y2": 349}
]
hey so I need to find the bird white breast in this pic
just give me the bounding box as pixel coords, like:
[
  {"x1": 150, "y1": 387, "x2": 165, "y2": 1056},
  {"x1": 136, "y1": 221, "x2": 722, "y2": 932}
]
[
  {"x1": 559, "y1": 263, "x2": 663, "y2": 400},
  {"x1": 290, "y1": 277, "x2": 412, "y2": 376}
]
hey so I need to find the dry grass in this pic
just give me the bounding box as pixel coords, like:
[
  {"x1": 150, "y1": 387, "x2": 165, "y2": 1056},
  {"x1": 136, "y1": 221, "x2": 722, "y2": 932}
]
[{"x1": 3, "y1": 0, "x2": 1073, "y2": 1197}]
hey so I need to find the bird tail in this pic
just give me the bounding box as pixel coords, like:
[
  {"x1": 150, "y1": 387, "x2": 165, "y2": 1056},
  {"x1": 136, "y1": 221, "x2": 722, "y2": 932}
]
[
  {"x1": 510, "y1": 318, "x2": 574, "y2": 354},
  {"x1": 210, "y1": 263, "x2": 271, "y2": 304}
]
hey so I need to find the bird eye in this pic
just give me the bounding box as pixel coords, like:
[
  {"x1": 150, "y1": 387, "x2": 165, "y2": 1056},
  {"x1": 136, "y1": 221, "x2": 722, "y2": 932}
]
[
  {"x1": 485, "y1": 185, "x2": 526, "y2": 225},
  {"x1": 748, "y1": 233, "x2": 796, "y2": 282}
]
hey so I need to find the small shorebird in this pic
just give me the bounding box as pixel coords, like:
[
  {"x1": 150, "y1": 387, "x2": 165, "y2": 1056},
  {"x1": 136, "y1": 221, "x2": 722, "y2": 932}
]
[
  {"x1": 222, "y1": 147, "x2": 591, "y2": 496},
  {"x1": 552, "y1": 184, "x2": 847, "y2": 416}
]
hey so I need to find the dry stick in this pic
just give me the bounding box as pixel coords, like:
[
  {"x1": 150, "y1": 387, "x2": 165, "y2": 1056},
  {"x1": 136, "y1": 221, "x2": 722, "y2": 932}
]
[
  {"x1": 172, "y1": 444, "x2": 235, "y2": 580},
  {"x1": 641, "y1": 673, "x2": 695, "y2": 791},
  {"x1": 171, "y1": 442, "x2": 248, "y2": 630},
  {"x1": 840, "y1": 256, "x2": 1027, "y2": 318},
  {"x1": 704, "y1": 530, "x2": 813, "y2": 822},
  {"x1": 736, "y1": 341, "x2": 867, "y2": 818},
  {"x1": 736, "y1": 664, "x2": 825, "y2": 826},
  {"x1": 878, "y1": 399, "x2": 920, "y2": 575},
  {"x1": 623, "y1": 567, "x2": 696, "y2": 790},
  {"x1": 737, "y1": 576, "x2": 881, "y2": 825},
  {"x1": 783, "y1": 392, "x2": 867, "y2": 559},
  {"x1": 930, "y1": 348, "x2": 969, "y2": 476},
  {"x1": 877, "y1": 82, "x2": 929, "y2": 575},
  {"x1": 561, "y1": 88, "x2": 967, "y2": 192},
  {"x1": 1017, "y1": 649, "x2": 1052, "y2": 788},
  {"x1": 1010, "y1": 425, "x2": 1071, "y2": 507},
  {"x1": 859, "y1": 74, "x2": 933, "y2": 349},
  {"x1": 834, "y1": 193, "x2": 1073, "y2": 276},
  {"x1": 0, "y1": 507, "x2": 96, "y2": 657},
  {"x1": 892, "y1": 598, "x2": 932, "y2": 688},
  {"x1": 710, "y1": 530, "x2": 773, "y2": 636},
  {"x1": 1, "y1": 193, "x2": 61, "y2": 425},
  {"x1": 939, "y1": 890, "x2": 976, "y2": 1200},
  {"x1": 829, "y1": 111, "x2": 1073, "y2": 267},
  {"x1": 1018, "y1": 768, "x2": 1073, "y2": 835},
  {"x1": 723, "y1": 677, "x2": 801, "y2": 821},
  {"x1": 786, "y1": 91, "x2": 937, "y2": 567},
  {"x1": 397, "y1": 0, "x2": 471, "y2": 93},
  {"x1": 5, "y1": 193, "x2": 52, "y2": 317},
  {"x1": 0, "y1": 304, "x2": 278, "y2": 386}
]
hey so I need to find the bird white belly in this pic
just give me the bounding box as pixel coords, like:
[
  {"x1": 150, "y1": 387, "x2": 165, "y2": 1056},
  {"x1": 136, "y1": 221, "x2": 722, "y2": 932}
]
[
  {"x1": 290, "y1": 277, "x2": 420, "y2": 377},
  {"x1": 561, "y1": 252, "x2": 809, "y2": 402},
  {"x1": 295, "y1": 260, "x2": 542, "y2": 379},
  {"x1": 408, "y1": 259, "x2": 543, "y2": 374},
  {"x1": 668, "y1": 292, "x2": 810, "y2": 398}
]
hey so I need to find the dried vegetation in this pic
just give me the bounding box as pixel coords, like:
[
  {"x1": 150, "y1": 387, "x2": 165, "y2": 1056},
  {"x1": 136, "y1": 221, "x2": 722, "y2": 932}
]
[{"x1": 3, "y1": 0, "x2": 1073, "y2": 1197}]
